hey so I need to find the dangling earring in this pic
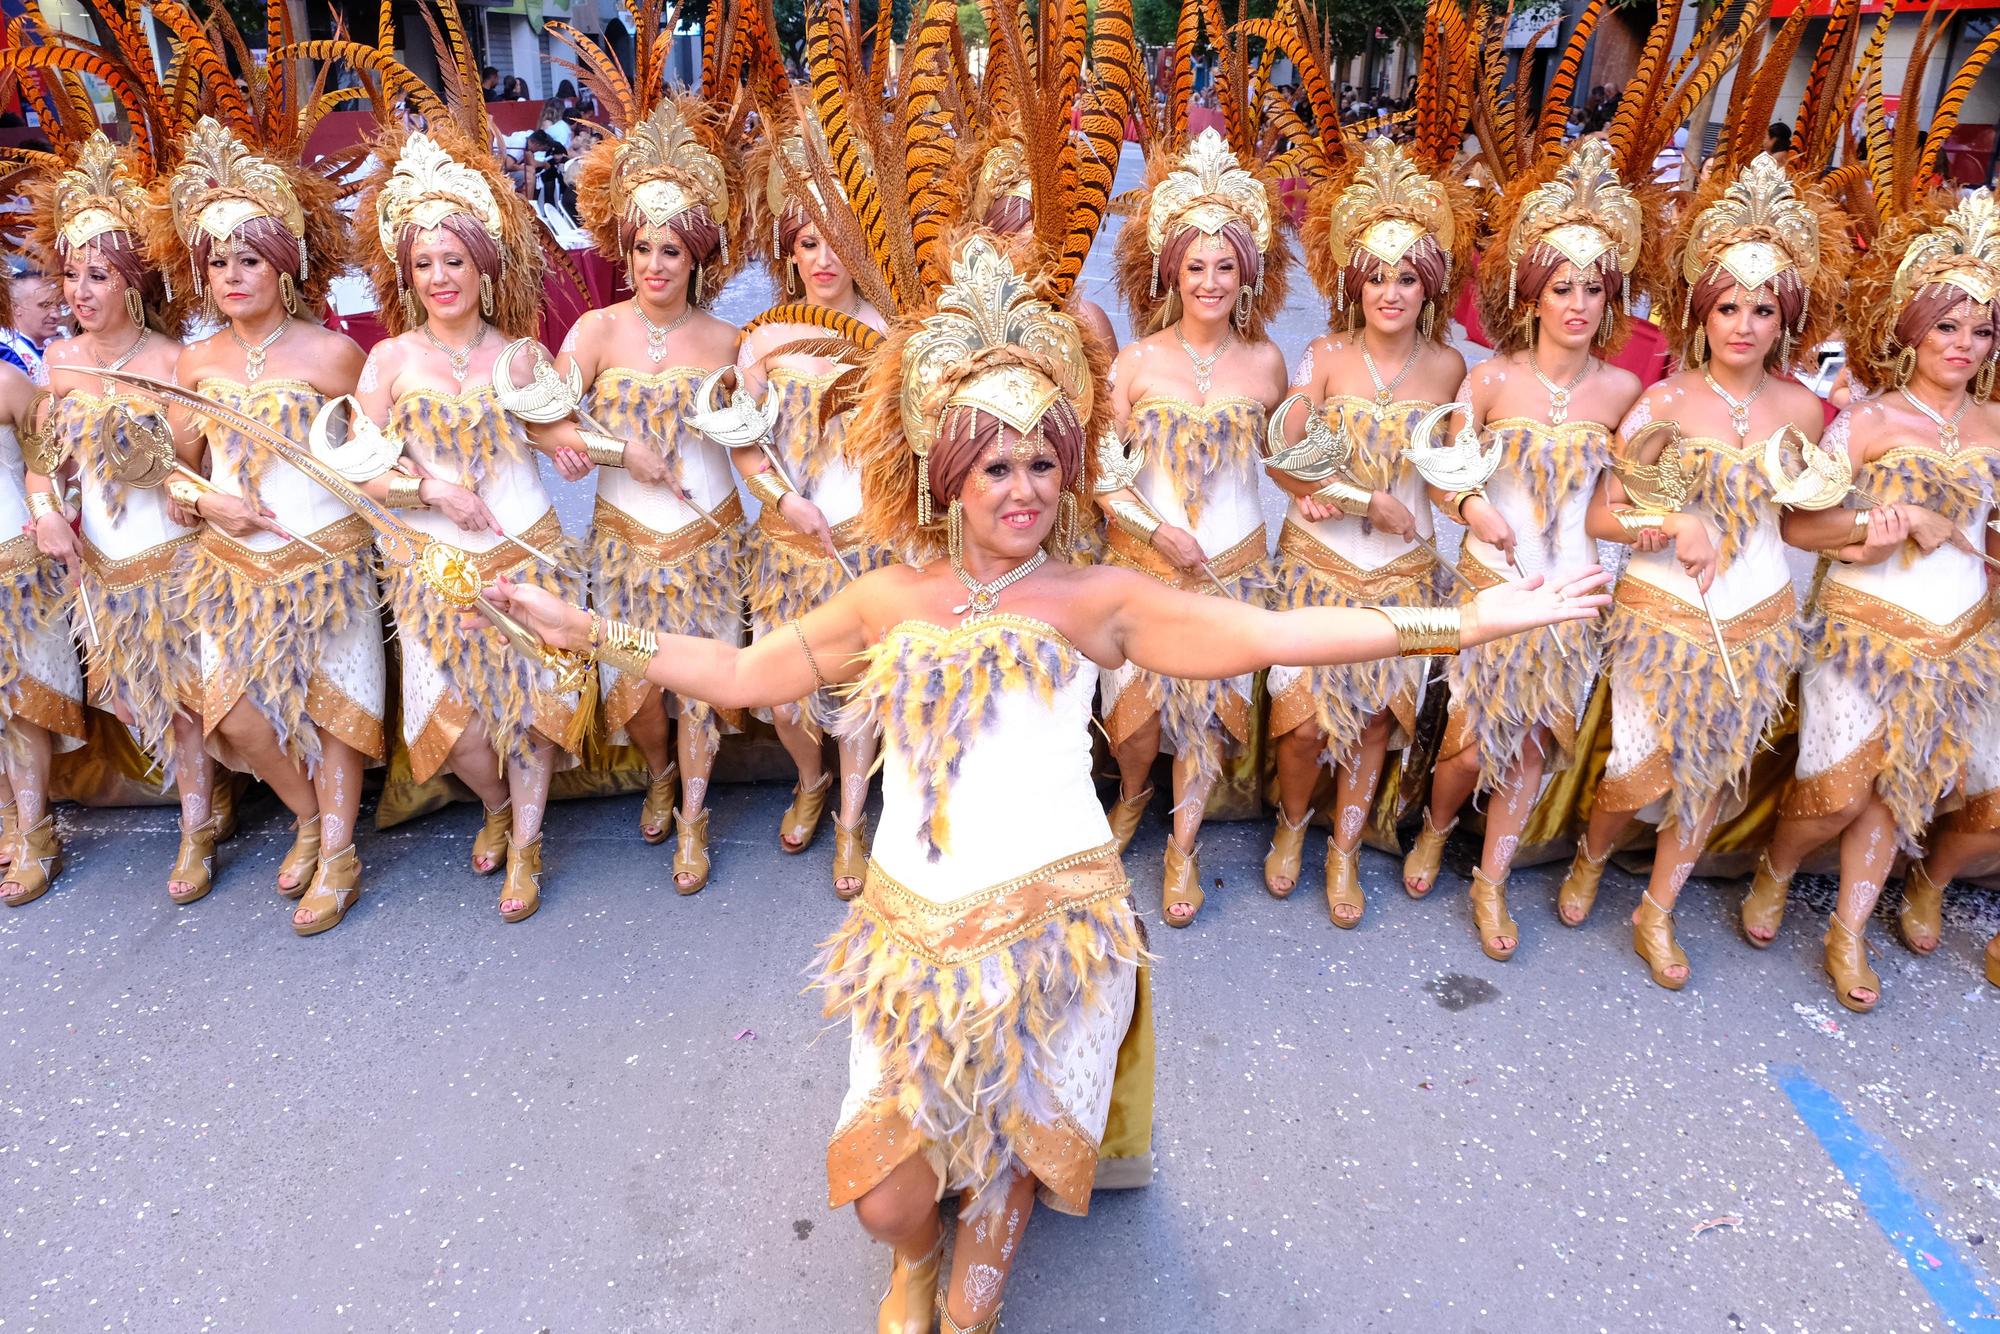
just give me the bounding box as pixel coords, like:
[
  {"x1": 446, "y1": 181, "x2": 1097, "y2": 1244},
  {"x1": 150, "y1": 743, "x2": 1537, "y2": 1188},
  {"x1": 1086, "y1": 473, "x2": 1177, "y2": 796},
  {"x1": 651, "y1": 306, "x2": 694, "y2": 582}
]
[
  {"x1": 1894, "y1": 344, "x2": 1917, "y2": 386},
  {"x1": 1233, "y1": 287, "x2": 1253, "y2": 331},
  {"x1": 1597, "y1": 304, "x2": 1614, "y2": 346},
  {"x1": 279, "y1": 271, "x2": 299, "y2": 316},
  {"x1": 946, "y1": 498, "x2": 966, "y2": 565},
  {"x1": 1523, "y1": 311, "x2": 1538, "y2": 350},
  {"x1": 1055, "y1": 490, "x2": 1080, "y2": 555},
  {"x1": 1978, "y1": 353, "x2": 1998, "y2": 402},
  {"x1": 784, "y1": 258, "x2": 802, "y2": 299},
  {"x1": 123, "y1": 288, "x2": 144, "y2": 328},
  {"x1": 401, "y1": 287, "x2": 421, "y2": 326},
  {"x1": 1778, "y1": 330, "x2": 1794, "y2": 370},
  {"x1": 626, "y1": 258, "x2": 638, "y2": 294},
  {"x1": 691, "y1": 261, "x2": 704, "y2": 306},
  {"x1": 479, "y1": 273, "x2": 494, "y2": 319},
  {"x1": 1689, "y1": 327, "x2": 1708, "y2": 366},
  {"x1": 1419, "y1": 300, "x2": 1436, "y2": 341}
]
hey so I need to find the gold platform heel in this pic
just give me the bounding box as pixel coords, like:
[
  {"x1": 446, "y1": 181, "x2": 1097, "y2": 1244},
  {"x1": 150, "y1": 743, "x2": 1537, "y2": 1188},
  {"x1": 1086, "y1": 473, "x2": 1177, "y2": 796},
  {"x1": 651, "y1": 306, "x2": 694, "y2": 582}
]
[
  {"x1": 1263, "y1": 808, "x2": 1309, "y2": 898},
  {"x1": 168, "y1": 817, "x2": 220, "y2": 905},
  {"x1": 1740, "y1": 852, "x2": 1790, "y2": 949},
  {"x1": 780, "y1": 772, "x2": 832, "y2": 852},
  {"x1": 471, "y1": 803, "x2": 512, "y2": 875},
  {"x1": 672, "y1": 807, "x2": 711, "y2": 895},
  {"x1": 1896, "y1": 862, "x2": 1944, "y2": 956},
  {"x1": 876, "y1": 1235, "x2": 944, "y2": 1334},
  {"x1": 1632, "y1": 891, "x2": 1689, "y2": 990},
  {"x1": 1401, "y1": 809, "x2": 1455, "y2": 899},
  {"x1": 276, "y1": 816, "x2": 322, "y2": 900},
  {"x1": 1106, "y1": 784, "x2": 1155, "y2": 856},
  {"x1": 1325, "y1": 840, "x2": 1364, "y2": 928},
  {"x1": 1, "y1": 815, "x2": 63, "y2": 908},
  {"x1": 639, "y1": 764, "x2": 678, "y2": 845},
  {"x1": 293, "y1": 844, "x2": 360, "y2": 937},
  {"x1": 1468, "y1": 868, "x2": 1517, "y2": 961},
  {"x1": 1986, "y1": 931, "x2": 1999, "y2": 988},
  {"x1": 1823, "y1": 912, "x2": 1880, "y2": 1014},
  {"x1": 1162, "y1": 840, "x2": 1205, "y2": 927},
  {"x1": 833, "y1": 817, "x2": 869, "y2": 900},
  {"x1": 499, "y1": 833, "x2": 543, "y2": 923},
  {"x1": 1557, "y1": 839, "x2": 1609, "y2": 927}
]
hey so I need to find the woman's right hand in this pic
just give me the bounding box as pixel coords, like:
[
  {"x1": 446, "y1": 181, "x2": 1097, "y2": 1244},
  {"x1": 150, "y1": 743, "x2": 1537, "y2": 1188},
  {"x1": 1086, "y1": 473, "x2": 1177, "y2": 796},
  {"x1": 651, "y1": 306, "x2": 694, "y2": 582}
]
[
  {"x1": 1901, "y1": 504, "x2": 1960, "y2": 555},
  {"x1": 195, "y1": 491, "x2": 292, "y2": 543},
  {"x1": 477, "y1": 574, "x2": 592, "y2": 651},
  {"x1": 778, "y1": 493, "x2": 841, "y2": 561},
  {"x1": 1461, "y1": 495, "x2": 1516, "y2": 563},
  {"x1": 1151, "y1": 522, "x2": 1210, "y2": 573},
  {"x1": 32, "y1": 510, "x2": 78, "y2": 564},
  {"x1": 1668, "y1": 513, "x2": 1720, "y2": 593},
  {"x1": 423, "y1": 478, "x2": 503, "y2": 536},
  {"x1": 1855, "y1": 504, "x2": 1911, "y2": 561},
  {"x1": 1366, "y1": 490, "x2": 1418, "y2": 541}
]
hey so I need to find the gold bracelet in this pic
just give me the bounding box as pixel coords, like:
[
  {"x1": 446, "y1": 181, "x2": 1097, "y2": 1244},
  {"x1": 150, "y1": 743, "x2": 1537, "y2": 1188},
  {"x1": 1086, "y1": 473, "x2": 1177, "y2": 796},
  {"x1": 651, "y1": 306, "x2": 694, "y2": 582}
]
[
  {"x1": 792, "y1": 619, "x2": 828, "y2": 689},
  {"x1": 25, "y1": 490, "x2": 59, "y2": 522},
  {"x1": 1611, "y1": 507, "x2": 1667, "y2": 537},
  {"x1": 1447, "y1": 487, "x2": 1487, "y2": 521},
  {"x1": 746, "y1": 468, "x2": 794, "y2": 508},
  {"x1": 1108, "y1": 497, "x2": 1161, "y2": 544},
  {"x1": 164, "y1": 475, "x2": 206, "y2": 510},
  {"x1": 1311, "y1": 476, "x2": 1374, "y2": 517},
  {"x1": 1374, "y1": 604, "x2": 1462, "y2": 657},
  {"x1": 1846, "y1": 510, "x2": 1871, "y2": 546},
  {"x1": 580, "y1": 431, "x2": 628, "y2": 468},
  {"x1": 591, "y1": 615, "x2": 658, "y2": 676},
  {"x1": 384, "y1": 471, "x2": 428, "y2": 509}
]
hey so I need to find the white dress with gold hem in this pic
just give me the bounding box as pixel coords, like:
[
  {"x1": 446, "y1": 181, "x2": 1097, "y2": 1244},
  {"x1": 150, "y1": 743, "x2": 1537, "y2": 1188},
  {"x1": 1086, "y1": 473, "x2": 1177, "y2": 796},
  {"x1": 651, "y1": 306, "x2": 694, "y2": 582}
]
[
  {"x1": 0, "y1": 422, "x2": 85, "y2": 751},
  {"x1": 817, "y1": 614, "x2": 1143, "y2": 1222}
]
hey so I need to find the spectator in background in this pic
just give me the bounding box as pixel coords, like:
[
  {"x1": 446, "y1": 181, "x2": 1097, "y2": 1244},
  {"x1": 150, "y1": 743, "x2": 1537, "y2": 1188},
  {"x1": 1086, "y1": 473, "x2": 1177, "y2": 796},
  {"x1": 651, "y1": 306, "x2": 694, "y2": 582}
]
[
  {"x1": 481, "y1": 65, "x2": 500, "y2": 99},
  {"x1": 1652, "y1": 126, "x2": 1688, "y2": 184},
  {"x1": 1766, "y1": 121, "x2": 1794, "y2": 165},
  {"x1": 554, "y1": 79, "x2": 578, "y2": 114},
  {"x1": 537, "y1": 99, "x2": 571, "y2": 149},
  {"x1": 0, "y1": 259, "x2": 57, "y2": 383}
]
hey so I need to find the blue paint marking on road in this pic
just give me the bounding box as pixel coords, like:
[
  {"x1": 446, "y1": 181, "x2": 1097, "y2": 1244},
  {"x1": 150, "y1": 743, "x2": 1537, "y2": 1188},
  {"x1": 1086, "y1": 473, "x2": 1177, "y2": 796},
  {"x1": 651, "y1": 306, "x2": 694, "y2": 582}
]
[{"x1": 1772, "y1": 1064, "x2": 1999, "y2": 1329}]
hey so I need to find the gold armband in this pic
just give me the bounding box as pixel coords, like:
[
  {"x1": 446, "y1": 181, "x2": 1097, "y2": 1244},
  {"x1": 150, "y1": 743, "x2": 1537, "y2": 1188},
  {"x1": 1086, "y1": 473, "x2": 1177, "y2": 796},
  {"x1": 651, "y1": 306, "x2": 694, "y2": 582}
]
[
  {"x1": 1311, "y1": 476, "x2": 1374, "y2": 517},
  {"x1": 1611, "y1": 508, "x2": 1667, "y2": 537},
  {"x1": 1447, "y1": 488, "x2": 1487, "y2": 521},
  {"x1": 579, "y1": 431, "x2": 628, "y2": 469},
  {"x1": 590, "y1": 615, "x2": 659, "y2": 677},
  {"x1": 1845, "y1": 510, "x2": 1871, "y2": 546},
  {"x1": 1108, "y1": 497, "x2": 1161, "y2": 544},
  {"x1": 384, "y1": 470, "x2": 428, "y2": 510},
  {"x1": 164, "y1": 475, "x2": 206, "y2": 510},
  {"x1": 25, "y1": 490, "x2": 59, "y2": 522},
  {"x1": 746, "y1": 468, "x2": 794, "y2": 508},
  {"x1": 1375, "y1": 604, "x2": 1462, "y2": 657}
]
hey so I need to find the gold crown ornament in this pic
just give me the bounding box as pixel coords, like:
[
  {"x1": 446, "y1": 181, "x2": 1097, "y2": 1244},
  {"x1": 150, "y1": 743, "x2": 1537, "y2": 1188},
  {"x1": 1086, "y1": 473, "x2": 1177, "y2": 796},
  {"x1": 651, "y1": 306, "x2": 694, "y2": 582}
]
[
  {"x1": 1505, "y1": 137, "x2": 1642, "y2": 312},
  {"x1": 166, "y1": 117, "x2": 310, "y2": 301},
  {"x1": 52, "y1": 132, "x2": 152, "y2": 256},
  {"x1": 970, "y1": 137, "x2": 1034, "y2": 219},
  {"x1": 1321, "y1": 137, "x2": 1456, "y2": 316},
  {"x1": 1681, "y1": 154, "x2": 1820, "y2": 295},
  {"x1": 613, "y1": 99, "x2": 731, "y2": 249},
  {"x1": 899, "y1": 236, "x2": 1092, "y2": 524},
  {"x1": 1893, "y1": 189, "x2": 2000, "y2": 310},
  {"x1": 374, "y1": 132, "x2": 506, "y2": 261},
  {"x1": 1145, "y1": 128, "x2": 1274, "y2": 296}
]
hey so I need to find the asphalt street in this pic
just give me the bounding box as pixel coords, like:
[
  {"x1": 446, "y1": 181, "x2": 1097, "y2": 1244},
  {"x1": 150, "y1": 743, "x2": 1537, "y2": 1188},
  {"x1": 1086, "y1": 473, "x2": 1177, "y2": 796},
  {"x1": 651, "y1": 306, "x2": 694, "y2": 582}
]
[{"x1": 3, "y1": 148, "x2": 1998, "y2": 1334}]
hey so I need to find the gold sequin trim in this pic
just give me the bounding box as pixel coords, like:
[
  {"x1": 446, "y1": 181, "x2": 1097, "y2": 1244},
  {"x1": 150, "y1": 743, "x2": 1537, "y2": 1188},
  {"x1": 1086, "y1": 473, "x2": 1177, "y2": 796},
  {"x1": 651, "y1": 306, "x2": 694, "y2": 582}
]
[
  {"x1": 856, "y1": 843, "x2": 1129, "y2": 967},
  {"x1": 1104, "y1": 522, "x2": 1265, "y2": 592},
  {"x1": 592, "y1": 491, "x2": 743, "y2": 563},
  {"x1": 1818, "y1": 581, "x2": 1995, "y2": 661}
]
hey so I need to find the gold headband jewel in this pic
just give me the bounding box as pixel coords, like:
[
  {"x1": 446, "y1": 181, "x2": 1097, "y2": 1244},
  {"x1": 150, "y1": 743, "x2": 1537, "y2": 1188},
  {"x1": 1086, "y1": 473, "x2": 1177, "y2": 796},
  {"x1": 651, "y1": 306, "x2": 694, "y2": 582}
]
[
  {"x1": 1146, "y1": 128, "x2": 1273, "y2": 258},
  {"x1": 1508, "y1": 138, "x2": 1641, "y2": 296},
  {"x1": 1682, "y1": 153, "x2": 1818, "y2": 297},
  {"x1": 54, "y1": 133, "x2": 150, "y2": 254},
  {"x1": 617, "y1": 100, "x2": 729, "y2": 236},
  {"x1": 1893, "y1": 188, "x2": 2000, "y2": 309},
  {"x1": 376, "y1": 132, "x2": 505, "y2": 257},
  {"x1": 1326, "y1": 137, "x2": 1454, "y2": 273}
]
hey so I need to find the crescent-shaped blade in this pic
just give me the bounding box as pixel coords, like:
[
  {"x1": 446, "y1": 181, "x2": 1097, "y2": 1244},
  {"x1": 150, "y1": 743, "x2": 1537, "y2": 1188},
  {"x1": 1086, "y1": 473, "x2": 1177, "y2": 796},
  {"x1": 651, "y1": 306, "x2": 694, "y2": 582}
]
[
  {"x1": 1093, "y1": 429, "x2": 1146, "y2": 493},
  {"x1": 490, "y1": 338, "x2": 580, "y2": 423},
  {"x1": 1406, "y1": 401, "x2": 1498, "y2": 491},
  {"x1": 688, "y1": 365, "x2": 779, "y2": 448}
]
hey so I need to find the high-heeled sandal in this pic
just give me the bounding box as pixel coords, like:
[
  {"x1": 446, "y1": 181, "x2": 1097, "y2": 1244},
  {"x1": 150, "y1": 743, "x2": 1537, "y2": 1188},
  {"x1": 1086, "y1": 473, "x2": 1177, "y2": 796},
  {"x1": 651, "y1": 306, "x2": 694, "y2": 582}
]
[
  {"x1": 471, "y1": 803, "x2": 512, "y2": 875},
  {"x1": 672, "y1": 807, "x2": 711, "y2": 895},
  {"x1": 211, "y1": 781, "x2": 240, "y2": 844},
  {"x1": 1402, "y1": 809, "x2": 1455, "y2": 899},
  {"x1": 780, "y1": 772, "x2": 833, "y2": 853},
  {"x1": 936, "y1": 1291, "x2": 1002, "y2": 1334},
  {"x1": 1740, "y1": 852, "x2": 1790, "y2": 949},
  {"x1": 0, "y1": 802, "x2": 14, "y2": 870},
  {"x1": 1162, "y1": 840, "x2": 1205, "y2": 927},
  {"x1": 499, "y1": 833, "x2": 543, "y2": 923},
  {"x1": 1986, "y1": 931, "x2": 1999, "y2": 988},
  {"x1": 833, "y1": 817, "x2": 869, "y2": 900},
  {"x1": 1468, "y1": 868, "x2": 1516, "y2": 961},
  {"x1": 1632, "y1": 891, "x2": 1689, "y2": 990},
  {"x1": 1, "y1": 814, "x2": 63, "y2": 908},
  {"x1": 168, "y1": 817, "x2": 220, "y2": 905},
  {"x1": 1896, "y1": 862, "x2": 1944, "y2": 956},
  {"x1": 639, "y1": 764, "x2": 679, "y2": 845},
  {"x1": 276, "y1": 817, "x2": 322, "y2": 900},
  {"x1": 1823, "y1": 912, "x2": 1880, "y2": 1013},
  {"x1": 293, "y1": 844, "x2": 361, "y2": 937},
  {"x1": 877, "y1": 1234, "x2": 944, "y2": 1334},
  {"x1": 1557, "y1": 839, "x2": 1609, "y2": 927},
  {"x1": 1263, "y1": 808, "x2": 1310, "y2": 898},
  {"x1": 1107, "y1": 784, "x2": 1155, "y2": 856},
  {"x1": 1325, "y1": 840, "x2": 1364, "y2": 928}
]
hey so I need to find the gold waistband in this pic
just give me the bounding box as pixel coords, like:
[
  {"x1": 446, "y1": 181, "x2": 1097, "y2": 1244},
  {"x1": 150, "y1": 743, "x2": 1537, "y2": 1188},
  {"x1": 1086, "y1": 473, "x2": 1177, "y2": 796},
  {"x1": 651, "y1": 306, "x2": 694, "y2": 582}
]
[
  {"x1": 858, "y1": 842, "x2": 1129, "y2": 967},
  {"x1": 1819, "y1": 579, "x2": 1995, "y2": 660},
  {"x1": 757, "y1": 502, "x2": 866, "y2": 557},
  {"x1": 398, "y1": 508, "x2": 566, "y2": 581},
  {"x1": 197, "y1": 512, "x2": 376, "y2": 586},
  {"x1": 0, "y1": 532, "x2": 34, "y2": 574},
  {"x1": 82, "y1": 532, "x2": 196, "y2": 592},
  {"x1": 595, "y1": 491, "x2": 743, "y2": 562},
  {"x1": 1277, "y1": 519, "x2": 1435, "y2": 597},
  {"x1": 1104, "y1": 523, "x2": 1265, "y2": 592},
  {"x1": 1614, "y1": 576, "x2": 1797, "y2": 647}
]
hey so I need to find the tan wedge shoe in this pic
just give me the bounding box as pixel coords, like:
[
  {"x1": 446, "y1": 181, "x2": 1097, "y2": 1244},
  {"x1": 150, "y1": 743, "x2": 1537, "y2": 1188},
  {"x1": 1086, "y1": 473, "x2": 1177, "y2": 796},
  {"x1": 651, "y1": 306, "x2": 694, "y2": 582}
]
[
  {"x1": 1824, "y1": 913, "x2": 1880, "y2": 1013},
  {"x1": 1469, "y1": 868, "x2": 1517, "y2": 961},
  {"x1": 499, "y1": 833, "x2": 544, "y2": 923},
  {"x1": 1162, "y1": 840, "x2": 1205, "y2": 927},
  {"x1": 1740, "y1": 852, "x2": 1790, "y2": 949},
  {"x1": 639, "y1": 764, "x2": 679, "y2": 845},
  {"x1": 1, "y1": 814, "x2": 62, "y2": 908},
  {"x1": 1896, "y1": 862, "x2": 1944, "y2": 956},
  {"x1": 877, "y1": 1235, "x2": 944, "y2": 1334},
  {"x1": 833, "y1": 817, "x2": 869, "y2": 900},
  {"x1": 672, "y1": 807, "x2": 711, "y2": 895},
  {"x1": 1107, "y1": 784, "x2": 1154, "y2": 856},
  {"x1": 293, "y1": 844, "x2": 360, "y2": 937},
  {"x1": 1263, "y1": 808, "x2": 1310, "y2": 898},
  {"x1": 1325, "y1": 840, "x2": 1364, "y2": 928},
  {"x1": 1632, "y1": 891, "x2": 1689, "y2": 990},
  {"x1": 471, "y1": 803, "x2": 512, "y2": 875},
  {"x1": 1557, "y1": 839, "x2": 1609, "y2": 927},
  {"x1": 780, "y1": 772, "x2": 832, "y2": 853},
  {"x1": 276, "y1": 817, "x2": 322, "y2": 900},
  {"x1": 1402, "y1": 809, "x2": 1455, "y2": 899},
  {"x1": 169, "y1": 817, "x2": 220, "y2": 905}
]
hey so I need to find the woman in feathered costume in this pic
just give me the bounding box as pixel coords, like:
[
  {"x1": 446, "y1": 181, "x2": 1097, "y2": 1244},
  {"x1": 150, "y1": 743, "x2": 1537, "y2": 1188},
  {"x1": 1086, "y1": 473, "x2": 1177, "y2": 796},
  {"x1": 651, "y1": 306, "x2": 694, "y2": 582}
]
[
  {"x1": 557, "y1": 6, "x2": 751, "y2": 893},
  {"x1": 1746, "y1": 9, "x2": 2000, "y2": 1011}
]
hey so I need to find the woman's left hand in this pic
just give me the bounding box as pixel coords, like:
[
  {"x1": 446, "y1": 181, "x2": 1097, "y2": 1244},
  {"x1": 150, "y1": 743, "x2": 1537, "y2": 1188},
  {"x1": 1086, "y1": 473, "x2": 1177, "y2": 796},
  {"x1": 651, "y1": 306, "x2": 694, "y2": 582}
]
[
  {"x1": 474, "y1": 574, "x2": 593, "y2": 651},
  {"x1": 1463, "y1": 567, "x2": 1614, "y2": 646},
  {"x1": 551, "y1": 445, "x2": 592, "y2": 482}
]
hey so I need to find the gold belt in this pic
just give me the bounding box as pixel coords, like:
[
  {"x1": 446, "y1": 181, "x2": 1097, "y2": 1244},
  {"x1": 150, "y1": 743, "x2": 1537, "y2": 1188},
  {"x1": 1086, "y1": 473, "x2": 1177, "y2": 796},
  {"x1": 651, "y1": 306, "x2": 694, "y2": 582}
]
[
  {"x1": 1276, "y1": 519, "x2": 1434, "y2": 597},
  {"x1": 1104, "y1": 523, "x2": 1264, "y2": 591},
  {"x1": 1819, "y1": 579, "x2": 1995, "y2": 660},
  {"x1": 757, "y1": 502, "x2": 867, "y2": 556},
  {"x1": 594, "y1": 491, "x2": 743, "y2": 562},
  {"x1": 197, "y1": 512, "x2": 376, "y2": 586},
  {"x1": 82, "y1": 532, "x2": 196, "y2": 592}
]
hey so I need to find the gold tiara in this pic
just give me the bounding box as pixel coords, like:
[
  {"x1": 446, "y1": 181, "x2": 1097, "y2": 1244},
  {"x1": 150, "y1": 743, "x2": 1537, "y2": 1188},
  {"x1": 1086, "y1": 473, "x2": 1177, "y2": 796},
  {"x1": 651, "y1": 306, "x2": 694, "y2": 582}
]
[
  {"x1": 1508, "y1": 138, "x2": 1641, "y2": 281},
  {"x1": 1893, "y1": 188, "x2": 2000, "y2": 309},
  {"x1": 375, "y1": 133, "x2": 505, "y2": 256},
  {"x1": 167, "y1": 117, "x2": 308, "y2": 294},
  {"x1": 615, "y1": 99, "x2": 729, "y2": 234},
  {"x1": 53, "y1": 133, "x2": 150, "y2": 254},
  {"x1": 1146, "y1": 128, "x2": 1272, "y2": 257},
  {"x1": 1682, "y1": 153, "x2": 1818, "y2": 296},
  {"x1": 1325, "y1": 137, "x2": 1454, "y2": 272}
]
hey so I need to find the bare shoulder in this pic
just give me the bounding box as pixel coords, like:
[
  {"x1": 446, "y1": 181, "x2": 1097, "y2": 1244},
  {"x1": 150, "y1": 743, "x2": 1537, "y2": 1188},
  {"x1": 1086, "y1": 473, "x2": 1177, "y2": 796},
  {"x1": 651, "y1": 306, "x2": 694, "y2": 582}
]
[
  {"x1": 299, "y1": 322, "x2": 366, "y2": 377},
  {"x1": 689, "y1": 310, "x2": 741, "y2": 361},
  {"x1": 1767, "y1": 376, "x2": 1827, "y2": 430},
  {"x1": 1596, "y1": 361, "x2": 1644, "y2": 401}
]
